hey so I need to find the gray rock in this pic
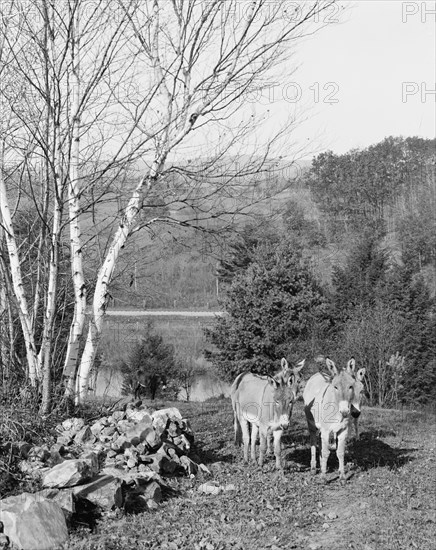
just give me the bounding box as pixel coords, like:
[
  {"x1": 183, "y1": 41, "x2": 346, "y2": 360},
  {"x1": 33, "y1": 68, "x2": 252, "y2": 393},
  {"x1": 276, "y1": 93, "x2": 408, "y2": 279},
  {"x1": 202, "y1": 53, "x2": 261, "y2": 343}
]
[
  {"x1": 49, "y1": 450, "x2": 64, "y2": 466},
  {"x1": 90, "y1": 420, "x2": 105, "y2": 436},
  {"x1": 152, "y1": 407, "x2": 182, "y2": 424},
  {"x1": 198, "y1": 463, "x2": 212, "y2": 476},
  {"x1": 171, "y1": 434, "x2": 191, "y2": 453},
  {"x1": 126, "y1": 409, "x2": 153, "y2": 424},
  {"x1": 101, "y1": 466, "x2": 159, "y2": 484},
  {"x1": 111, "y1": 435, "x2": 132, "y2": 452},
  {"x1": 180, "y1": 455, "x2": 198, "y2": 476},
  {"x1": 135, "y1": 480, "x2": 162, "y2": 503},
  {"x1": 124, "y1": 420, "x2": 155, "y2": 446},
  {"x1": 148, "y1": 454, "x2": 178, "y2": 474},
  {"x1": 198, "y1": 482, "x2": 221, "y2": 495},
  {"x1": 144, "y1": 427, "x2": 161, "y2": 449},
  {"x1": 80, "y1": 451, "x2": 100, "y2": 476},
  {"x1": 73, "y1": 474, "x2": 124, "y2": 510},
  {"x1": 126, "y1": 457, "x2": 138, "y2": 469},
  {"x1": 116, "y1": 420, "x2": 133, "y2": 433},
  {"x1": 111, "y1": 410, "x2": 126, "y2": 422},
  {"x1": 74, "y1": 426, "x2": 95, "y2": 445},
  {"x1": 152, "y1": 408, "x2": 182, "y2": 437},
  {"x1": 56, "y1": 434, "x2": 72, "y2": 446},
  {"x1": 145, "y1": 497, "x2": 159, "y2": 510},
  {"x1": 28, "y1": 446, "x2": 51, "y2": 463},
  {"x1": 101, "y1": 426, "x2": 117, "y2": 438},
  {"x1": 62, "y1": 417, "x2": 85, "y2": 433},
  {"x1": 42, "y1": 459, "x2": 93, "y2": 488},
  {"x1": 0, "y1": 493, "x2": 68, "y2": 550},
  {"x1": 36, "y1": 487, "x2": 76, "y2": 516}
]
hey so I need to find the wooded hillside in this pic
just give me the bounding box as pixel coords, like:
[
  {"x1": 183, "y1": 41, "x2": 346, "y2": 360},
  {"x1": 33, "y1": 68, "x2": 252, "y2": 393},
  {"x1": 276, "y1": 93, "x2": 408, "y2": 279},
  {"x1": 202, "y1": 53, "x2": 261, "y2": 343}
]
[{"x1": 109, "y1": 136, "x2": 435, "y2": 309}]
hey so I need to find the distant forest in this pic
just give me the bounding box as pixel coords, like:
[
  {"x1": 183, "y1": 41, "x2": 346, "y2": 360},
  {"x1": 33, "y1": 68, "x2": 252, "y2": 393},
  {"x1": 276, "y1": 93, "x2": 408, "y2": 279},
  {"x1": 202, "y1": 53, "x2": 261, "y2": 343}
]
[
  {"x1": 93, "y1": 136, "x2": 436, "y2": 406},
  {"x1": 110, "y1": 136, "x2": 435, "y2": 310}
]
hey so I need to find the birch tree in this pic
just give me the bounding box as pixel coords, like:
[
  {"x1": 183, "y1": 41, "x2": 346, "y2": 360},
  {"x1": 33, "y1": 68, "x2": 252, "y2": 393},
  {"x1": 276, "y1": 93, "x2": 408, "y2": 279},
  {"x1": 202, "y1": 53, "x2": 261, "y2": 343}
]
[
  {"x1": 75, "y1": 0, "x2": 338, "y2": 403},
  {"x1": 0, "y1": 0, "x2": 339, "y2": 408},
  {"x1": 0, "y1": 0, "x2": 137, "y2": 410}
]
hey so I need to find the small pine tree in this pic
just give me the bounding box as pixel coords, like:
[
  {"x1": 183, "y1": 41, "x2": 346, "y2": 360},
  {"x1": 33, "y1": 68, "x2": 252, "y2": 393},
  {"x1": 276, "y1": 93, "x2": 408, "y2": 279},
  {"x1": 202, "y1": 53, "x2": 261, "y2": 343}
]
[{"x1": 121, "y1": 323, "x2": 177, "y2": 399}]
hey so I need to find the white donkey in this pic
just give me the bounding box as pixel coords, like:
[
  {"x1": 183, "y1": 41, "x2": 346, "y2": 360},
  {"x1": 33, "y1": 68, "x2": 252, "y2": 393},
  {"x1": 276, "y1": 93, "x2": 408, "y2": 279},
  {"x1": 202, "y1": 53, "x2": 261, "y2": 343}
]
[
  {"x1": 303, "y1": 357, "x2": 364, "y2": 483},
  {"x1": 231, "y1": 358, "x2": 304, "y2": 469}
]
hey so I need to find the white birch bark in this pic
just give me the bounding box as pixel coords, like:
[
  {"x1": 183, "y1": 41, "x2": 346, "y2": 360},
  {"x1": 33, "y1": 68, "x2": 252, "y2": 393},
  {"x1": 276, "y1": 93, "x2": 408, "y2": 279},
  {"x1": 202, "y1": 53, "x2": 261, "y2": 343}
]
[
  {"x1": 74, "y1": 166, "x2": 161, "y2": 403},
  {"x1": 38, "y1": 194, "x2": 62, "y2": 412},
  {"x1": 38, "y1": 0, "x2": 65, "y2": 412},
  {"x1": 63, "y1": 2, "x2": 87, "y2": 396},
  {"x1": 0, "y1": 141, "x2": 39, "y2": 383},
  {"x1": 0, "y1": 248, "x2": 9, "y2": 374}
]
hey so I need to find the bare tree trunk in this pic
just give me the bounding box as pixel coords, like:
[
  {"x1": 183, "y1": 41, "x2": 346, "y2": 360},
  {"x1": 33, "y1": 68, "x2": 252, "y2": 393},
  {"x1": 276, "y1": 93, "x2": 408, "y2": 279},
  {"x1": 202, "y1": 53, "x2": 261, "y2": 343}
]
[
  {"x1": 0, "y1": 251, "x2": 9, "y2": 379},
  {"x1": 75, "y1": 164, "x2": 163, "y2": 403},
  {"x1": 63, "y1": 2, "x2": 87, "y2": 396},
  {"x1": 0, "y1": 251, "x2": 19, "y2": 380},
  {"x1": 39, "y1": 189, "x2": 62, "y2": 413},
  {"x1": 0, "y1": 141, "x2": 39, "y2": 384},
  {"x1": 38, "y1": 1, "x2": 65, "y2": 414},
  {"x1": 38, "y1": 119, "x2": 63, "y2": 413}
]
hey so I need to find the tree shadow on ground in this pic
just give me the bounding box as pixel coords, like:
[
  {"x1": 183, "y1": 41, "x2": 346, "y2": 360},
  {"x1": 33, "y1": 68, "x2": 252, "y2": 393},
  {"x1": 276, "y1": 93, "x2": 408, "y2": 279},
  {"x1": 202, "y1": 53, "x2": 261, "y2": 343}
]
[
  {"x1": 282, "y1": 426, "x2": 416, "y2": 472},
  {"x1": 191, "y1": 438, "x2": 236, "y2": 465},
  {"x1": 347, "y1": 430, "x2": 417, "y2": 470}
]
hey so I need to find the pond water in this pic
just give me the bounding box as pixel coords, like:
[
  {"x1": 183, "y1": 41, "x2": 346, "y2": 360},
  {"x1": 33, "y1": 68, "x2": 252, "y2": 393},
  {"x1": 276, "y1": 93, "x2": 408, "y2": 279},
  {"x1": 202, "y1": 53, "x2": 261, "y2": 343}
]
[{"x1": 92, "y1": 369, "x2": 230, "y2": 402}]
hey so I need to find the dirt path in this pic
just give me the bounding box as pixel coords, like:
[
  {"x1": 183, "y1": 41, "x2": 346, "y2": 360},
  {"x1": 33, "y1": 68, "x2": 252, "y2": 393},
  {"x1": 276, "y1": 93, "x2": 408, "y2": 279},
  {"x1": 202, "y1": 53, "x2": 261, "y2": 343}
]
[{"x1": 306, "y1": 478, "x2": 366, "y2": 549}]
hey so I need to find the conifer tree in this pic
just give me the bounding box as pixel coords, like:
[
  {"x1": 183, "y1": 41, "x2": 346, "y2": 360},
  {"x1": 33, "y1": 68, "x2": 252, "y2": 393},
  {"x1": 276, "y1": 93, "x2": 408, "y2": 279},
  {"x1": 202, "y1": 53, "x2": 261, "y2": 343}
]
[
  {"x1": 206, "y1": 239, "x2": 328, "y2": 380},
  {"x1": 121, "y1": 324, "x2": 176, "y2": 400}
]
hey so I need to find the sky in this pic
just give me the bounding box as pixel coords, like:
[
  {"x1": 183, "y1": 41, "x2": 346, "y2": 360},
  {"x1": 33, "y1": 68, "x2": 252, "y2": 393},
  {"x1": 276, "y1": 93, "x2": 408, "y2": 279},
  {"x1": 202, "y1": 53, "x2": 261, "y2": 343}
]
[{"x1": 273, "y1": 0, "x2": 436, "y2": 158}]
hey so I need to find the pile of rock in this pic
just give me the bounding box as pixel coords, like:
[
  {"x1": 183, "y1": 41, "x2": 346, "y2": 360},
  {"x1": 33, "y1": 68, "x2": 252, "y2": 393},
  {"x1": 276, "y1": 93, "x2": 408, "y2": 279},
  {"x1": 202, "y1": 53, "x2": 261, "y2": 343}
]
[
  {"x1": 0, "y1": 401, "x2": 208, "y2": 550},
  {"x1": 15, "y1": 403, "x2": 199, "y2": 480}
]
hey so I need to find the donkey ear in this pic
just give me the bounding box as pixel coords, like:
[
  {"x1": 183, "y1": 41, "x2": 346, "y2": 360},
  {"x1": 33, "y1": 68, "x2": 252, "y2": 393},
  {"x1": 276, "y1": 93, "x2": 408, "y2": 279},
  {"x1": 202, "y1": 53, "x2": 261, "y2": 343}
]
[
  {"x1": 346, "y1": 357, "x2": 356, "y2": 374},
  {"x1": 267, "y1": 376, "x2": 279, "y2": 389},
  {"x1": 325, "y1": 358, "x2": 338, "y2": 376},
  {"x1": 281, "y1": 358, "x2": 289, "y2": 372},
  {"x1": 356, "y1": 368, "x2": 366, "y2": 381},
  {"x1": 320, "y1": 370, "x2": 332, "y2": 382},
  {"x1": 293, "y1": 359, "x2": 305, "y2": 373}
]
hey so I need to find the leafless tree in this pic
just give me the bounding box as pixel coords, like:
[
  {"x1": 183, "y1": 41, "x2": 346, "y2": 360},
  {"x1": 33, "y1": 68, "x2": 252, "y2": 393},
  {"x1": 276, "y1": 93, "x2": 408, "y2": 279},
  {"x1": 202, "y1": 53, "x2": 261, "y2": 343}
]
[
  {"x1": 0, "y1": 0, "x2": 338, "y2": 408},
  {"x1": 341, "y1": 303, "x2": 406, "y2": 406}
]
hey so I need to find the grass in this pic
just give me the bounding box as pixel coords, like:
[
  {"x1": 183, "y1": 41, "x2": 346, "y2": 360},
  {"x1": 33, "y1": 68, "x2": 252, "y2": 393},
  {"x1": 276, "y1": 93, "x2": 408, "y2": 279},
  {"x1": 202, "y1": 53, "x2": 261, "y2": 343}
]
[{"x1": 64, "y1": 399, "x2": 436, "y2": 550}]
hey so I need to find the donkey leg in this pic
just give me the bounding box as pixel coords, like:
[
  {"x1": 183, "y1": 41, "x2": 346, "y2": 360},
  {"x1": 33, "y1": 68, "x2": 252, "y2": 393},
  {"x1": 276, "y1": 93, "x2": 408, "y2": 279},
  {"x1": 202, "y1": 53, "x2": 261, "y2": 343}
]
[
  {"x1": 251, "y1": 423, "x2": 259, "y2": 464},
  {"x1": 240, "y1": 419, "x2": 250, "y2": 464},
  {"x1": 320, "y1": 430, "x2": 331, "y2": 483},
  {"x1": 273, "y1": 429, "x2": 284, "y2": 470}
]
